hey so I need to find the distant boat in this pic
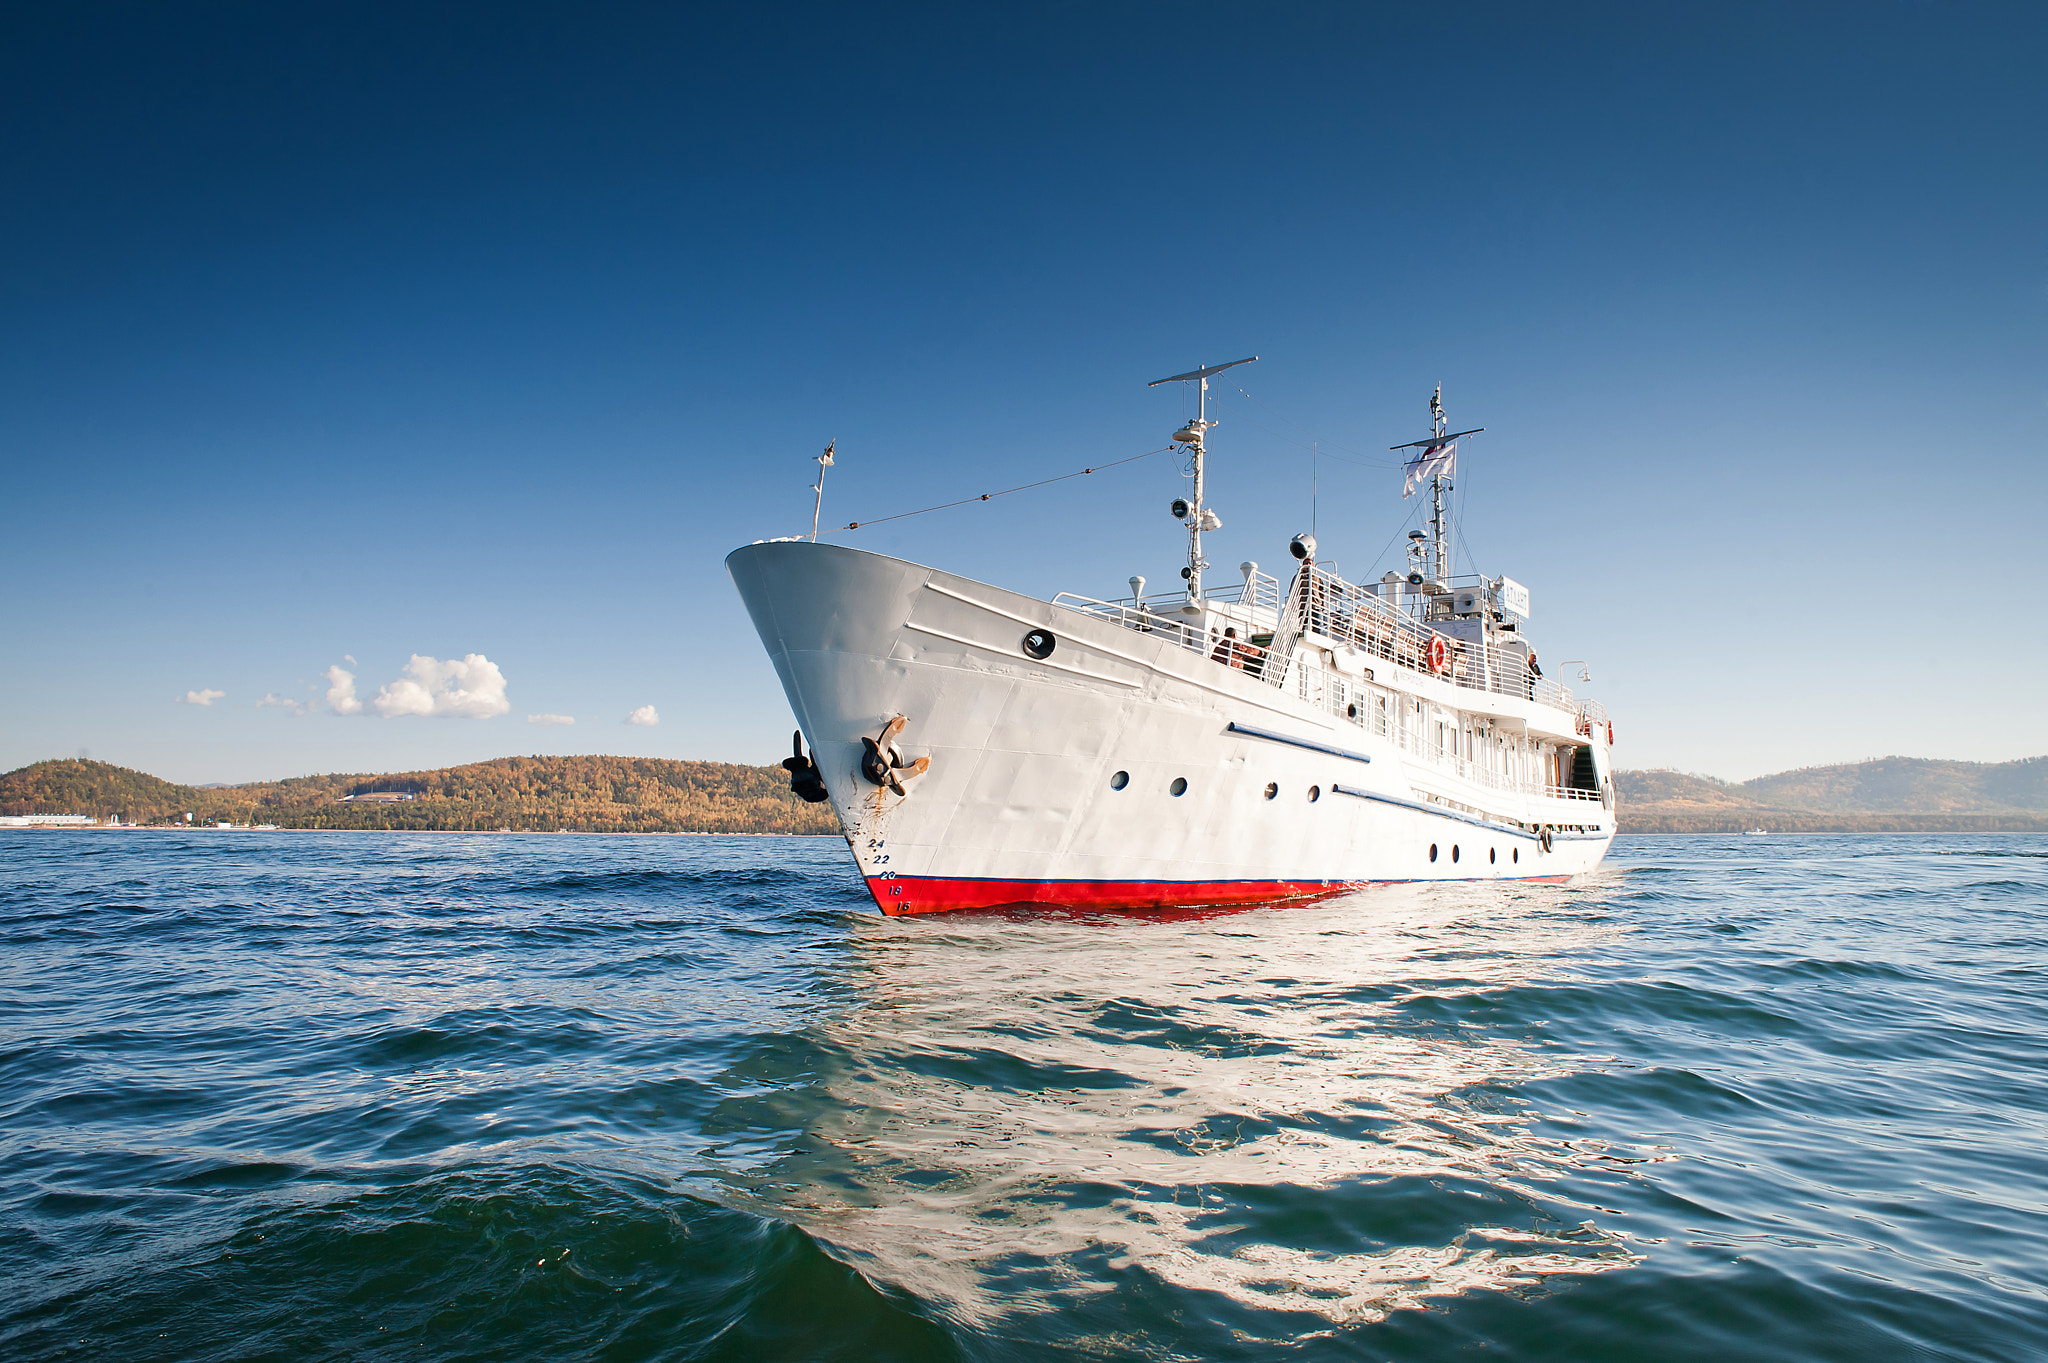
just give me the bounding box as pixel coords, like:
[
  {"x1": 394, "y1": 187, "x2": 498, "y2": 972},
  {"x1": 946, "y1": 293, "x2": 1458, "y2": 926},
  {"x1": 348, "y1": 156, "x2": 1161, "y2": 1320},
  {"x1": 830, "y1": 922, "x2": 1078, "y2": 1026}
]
[
  {"x1": 731, "y1": 371, "x2": 1616, "y2": 915},
  {"x1": 1745, "y1": 828, "x2": 1769, "y2": 835}
]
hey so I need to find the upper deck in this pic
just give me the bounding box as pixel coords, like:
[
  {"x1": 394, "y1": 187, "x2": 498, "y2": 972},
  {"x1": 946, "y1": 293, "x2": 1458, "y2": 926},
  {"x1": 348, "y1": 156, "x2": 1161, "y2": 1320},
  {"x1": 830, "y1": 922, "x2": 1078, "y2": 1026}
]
[
  {"x1": 1062, "y1": 564, "x2": 1600, "y2": 709},
  {"x1": 1055, "y1": 560, "x2": 1610, "y2": 803}
]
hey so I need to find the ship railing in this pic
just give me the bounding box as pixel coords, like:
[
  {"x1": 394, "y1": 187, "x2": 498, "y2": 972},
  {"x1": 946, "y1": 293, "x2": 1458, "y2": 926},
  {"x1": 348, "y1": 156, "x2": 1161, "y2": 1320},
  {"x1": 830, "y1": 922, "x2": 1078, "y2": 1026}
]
[
  {"x1": 1058, "y1": 571, "x2": 1280, "y2": 621},
  {"x1": 1541, "y1": 785, "x2": 1606, "y2": 803},
  {"x1": 1179, "y1": 629, "x2": 1607, "y2": 803},
  {"x1": 1279, "y1": 651, "x2": 1575, "y2": 799},
  {"x1": 1280, "y1": 565, "x2": 1602, "y2": 714},
  {"x1": 1049, "y1": 595, "x2": 1217, "y2": 658},
  {"x1": 1053, "y1": 576, "x2": 1284, "y2": 674},
  {"x1": 1057, "y1": 575, "x2": 1608, "y2": 749}
]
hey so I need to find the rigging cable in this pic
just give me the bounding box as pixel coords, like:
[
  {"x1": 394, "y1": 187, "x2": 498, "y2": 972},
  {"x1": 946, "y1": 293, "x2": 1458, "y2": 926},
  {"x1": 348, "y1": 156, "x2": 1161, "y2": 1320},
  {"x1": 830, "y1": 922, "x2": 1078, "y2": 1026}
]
[
  {"x1": 1453, "y1": 447, "x2": 1482, "y2": 580},
  {"x1": 1361, "y1": 497, "x2": 1428, "y2": 581},
  {"x1": 840, "y1": 447, "x2": 1175, "y2": 532}
]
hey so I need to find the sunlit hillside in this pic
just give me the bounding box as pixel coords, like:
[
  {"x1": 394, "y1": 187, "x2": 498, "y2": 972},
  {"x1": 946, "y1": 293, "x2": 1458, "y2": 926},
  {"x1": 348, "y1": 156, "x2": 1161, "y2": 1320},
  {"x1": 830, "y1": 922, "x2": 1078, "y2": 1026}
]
[
  {"x1": 1617, "y1": 757, "x2": 2048, "y2": 833},
  {"x1": 0, "y1": 757, "x2": 838, "y2": 835}
]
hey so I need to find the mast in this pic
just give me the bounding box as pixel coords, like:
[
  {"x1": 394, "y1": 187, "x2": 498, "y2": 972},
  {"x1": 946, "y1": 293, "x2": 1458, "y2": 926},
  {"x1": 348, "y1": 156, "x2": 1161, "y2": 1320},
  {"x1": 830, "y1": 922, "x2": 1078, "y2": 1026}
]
[
  {"x1": 1390, "y1": 388, "x2": 1483, "y2": 592},
  {"x1": 1148, "y1": 356, "x2": 1257, "y2": 606},
  {"x1": 1429, "y1": 386, "x2": 1449, "y2": 585}
]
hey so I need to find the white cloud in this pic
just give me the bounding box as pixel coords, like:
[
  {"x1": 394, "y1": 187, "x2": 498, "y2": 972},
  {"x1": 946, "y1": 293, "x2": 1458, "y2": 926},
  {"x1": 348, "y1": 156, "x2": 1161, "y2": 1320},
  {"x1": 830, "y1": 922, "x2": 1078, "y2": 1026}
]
[
  {"x1": 625, "y1": 705, "x2": 660, "y2": 726},
  {"x1": 344, "y1": 654, "x2": 356, "y2": 666},
  {"x1": 176, "y1": 689, "x2": 225, "y2": 706},
  {"x1": 325, "y1": 664, "x2": 362, "y2": 715},
  {"x1": 527, "y1": 713, "x2": 575, "y2": 726},
  {"x1": 257, "y1": 692, "x2": 310, "y2": 716},
  {"x1": 370, "y1": 654, "x2": 510, "y2": 719}
]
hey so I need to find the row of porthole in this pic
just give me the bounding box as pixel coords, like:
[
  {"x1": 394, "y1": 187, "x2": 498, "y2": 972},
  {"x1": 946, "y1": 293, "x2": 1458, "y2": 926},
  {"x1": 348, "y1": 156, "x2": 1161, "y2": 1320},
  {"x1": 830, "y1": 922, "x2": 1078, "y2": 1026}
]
[
  {"x1": 1109, "y1": 771, "x2": 1324, "y2": 801},
  {"x1": 1106, "y1": 772, "x2": 1524, "y2": 865},
  {"x1": 1429, "y1": 843, "x2": 1518, "y2": 865}
]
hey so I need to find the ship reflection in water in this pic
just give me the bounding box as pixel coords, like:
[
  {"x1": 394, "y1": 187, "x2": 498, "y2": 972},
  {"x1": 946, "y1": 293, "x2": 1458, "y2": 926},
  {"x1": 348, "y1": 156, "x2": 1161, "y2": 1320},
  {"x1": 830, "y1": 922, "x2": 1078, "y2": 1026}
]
[{"x1": 736, "y1": 881, "x2": 1645, "y2": 1329}]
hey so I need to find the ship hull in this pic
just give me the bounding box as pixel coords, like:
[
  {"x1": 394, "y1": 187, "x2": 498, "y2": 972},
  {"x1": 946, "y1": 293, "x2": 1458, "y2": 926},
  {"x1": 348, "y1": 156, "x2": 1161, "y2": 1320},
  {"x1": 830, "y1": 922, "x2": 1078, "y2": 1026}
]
[{"x1": 729, "y1": 541, "x2": 1613, "y2": 915}]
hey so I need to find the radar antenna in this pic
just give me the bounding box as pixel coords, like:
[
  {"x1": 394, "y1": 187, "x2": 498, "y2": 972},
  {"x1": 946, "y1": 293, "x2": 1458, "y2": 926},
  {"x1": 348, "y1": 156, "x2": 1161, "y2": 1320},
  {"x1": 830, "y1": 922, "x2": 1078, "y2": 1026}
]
[{"x1": 1148, "y1": 356, "x2": 1256, "y2": 605}]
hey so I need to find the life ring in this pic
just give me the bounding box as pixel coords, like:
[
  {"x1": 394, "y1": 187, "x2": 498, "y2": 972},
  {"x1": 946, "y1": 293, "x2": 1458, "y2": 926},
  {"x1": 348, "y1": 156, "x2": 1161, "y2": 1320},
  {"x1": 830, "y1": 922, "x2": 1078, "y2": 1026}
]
[
  {"x1": 1606, "y1": 720, "x2": 1615, "y2": 746},
  {"x1": 1427, "y1": 636, "x2": 1449, "y2": 675}
]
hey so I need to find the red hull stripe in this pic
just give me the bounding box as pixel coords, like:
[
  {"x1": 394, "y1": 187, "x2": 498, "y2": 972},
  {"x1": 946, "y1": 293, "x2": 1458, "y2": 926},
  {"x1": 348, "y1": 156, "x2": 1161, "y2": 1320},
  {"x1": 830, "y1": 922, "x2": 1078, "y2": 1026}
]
[
  {"x1": 865, "y1": 874, "x2": 1570, "y2": 915},
  {"x1": 869, "y1": 876, "x2": 1347, "y2": 915}
]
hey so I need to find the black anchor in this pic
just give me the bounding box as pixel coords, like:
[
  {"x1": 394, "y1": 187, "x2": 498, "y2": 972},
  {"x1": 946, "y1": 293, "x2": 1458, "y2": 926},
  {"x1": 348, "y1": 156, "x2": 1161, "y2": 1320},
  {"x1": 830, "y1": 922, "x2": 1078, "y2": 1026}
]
[
  {"x1": 859, "y1": 715, "x2": 929, "y2": 796},
  {"x1": 781, "y1": 730, "x2": 830, "y2": 804}
]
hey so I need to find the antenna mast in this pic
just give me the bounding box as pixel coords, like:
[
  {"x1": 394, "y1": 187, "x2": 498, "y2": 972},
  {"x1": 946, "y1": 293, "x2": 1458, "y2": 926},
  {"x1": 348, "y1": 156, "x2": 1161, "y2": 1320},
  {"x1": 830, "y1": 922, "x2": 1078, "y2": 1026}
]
[
  {"x1": 1429, "y1": 386, "x2": 1449, "y2": 585},
  {"x1": 1390, "y1": 390, "x2": 1483, "y2": 592},
  {"x1": 1148, "y1": 356, "x2": 1257, "y2": 606}
]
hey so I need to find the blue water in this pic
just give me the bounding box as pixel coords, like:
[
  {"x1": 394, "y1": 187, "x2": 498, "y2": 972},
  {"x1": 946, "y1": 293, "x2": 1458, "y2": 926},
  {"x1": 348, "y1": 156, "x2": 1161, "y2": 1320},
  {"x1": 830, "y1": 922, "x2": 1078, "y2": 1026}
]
[{"x1": 2, "y1": 831, "x2": 2044, "y2": 1361}]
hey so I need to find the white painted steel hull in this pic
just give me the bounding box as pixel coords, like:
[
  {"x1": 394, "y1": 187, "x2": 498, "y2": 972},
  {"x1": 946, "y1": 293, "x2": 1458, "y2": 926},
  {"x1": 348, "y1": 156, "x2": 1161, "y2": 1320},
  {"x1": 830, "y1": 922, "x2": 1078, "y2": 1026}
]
[{"x1": 728, "y1": 541, "x2": 1615, "y2": 914}]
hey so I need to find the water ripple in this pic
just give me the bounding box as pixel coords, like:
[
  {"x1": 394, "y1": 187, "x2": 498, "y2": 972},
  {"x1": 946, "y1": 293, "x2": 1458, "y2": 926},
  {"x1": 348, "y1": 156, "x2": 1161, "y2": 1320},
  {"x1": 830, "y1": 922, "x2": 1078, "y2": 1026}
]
[{"x1": 1, "y1": 830, "x2": 2045, "y2": 1361}]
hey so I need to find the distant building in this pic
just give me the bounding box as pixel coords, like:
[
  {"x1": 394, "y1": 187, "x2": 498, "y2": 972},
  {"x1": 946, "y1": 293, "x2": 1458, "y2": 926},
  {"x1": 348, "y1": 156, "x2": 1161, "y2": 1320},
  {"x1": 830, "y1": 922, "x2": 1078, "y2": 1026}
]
[
  {"x1": 337, "y1": 791, "x2": 417, "y2": 803},
  {"x1": 0, "y1": 814, "x2": 97, "y2": 826}
]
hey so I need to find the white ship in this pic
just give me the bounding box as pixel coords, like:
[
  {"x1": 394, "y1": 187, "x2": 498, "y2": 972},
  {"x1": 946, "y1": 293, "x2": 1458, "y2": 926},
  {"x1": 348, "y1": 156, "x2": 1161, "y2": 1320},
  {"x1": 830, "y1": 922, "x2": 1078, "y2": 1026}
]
[{"x1": 729, "y1": 360, "x2": 1615, "y2": 915}]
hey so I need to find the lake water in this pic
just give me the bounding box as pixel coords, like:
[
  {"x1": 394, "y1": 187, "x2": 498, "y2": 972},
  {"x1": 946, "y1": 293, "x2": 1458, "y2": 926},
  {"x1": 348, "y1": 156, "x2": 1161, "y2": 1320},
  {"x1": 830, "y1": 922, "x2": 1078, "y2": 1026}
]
[{"x1": 3, "y1": 830, "x2": 2044, "y2": 1361}]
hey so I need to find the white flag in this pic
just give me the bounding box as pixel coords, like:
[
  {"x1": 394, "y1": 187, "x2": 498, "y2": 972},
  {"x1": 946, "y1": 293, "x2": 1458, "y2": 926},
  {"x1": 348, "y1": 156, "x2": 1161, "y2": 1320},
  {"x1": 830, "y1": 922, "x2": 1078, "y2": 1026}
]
[{"x1": 1402, "y1": 440, "x2": 1456, "y2": 498}]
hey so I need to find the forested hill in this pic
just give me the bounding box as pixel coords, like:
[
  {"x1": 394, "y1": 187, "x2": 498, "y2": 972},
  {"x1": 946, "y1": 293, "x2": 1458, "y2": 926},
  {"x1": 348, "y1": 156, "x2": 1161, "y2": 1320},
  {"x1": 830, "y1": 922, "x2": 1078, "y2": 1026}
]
[
  {"x1": 1618, "y1": 756, "x2": 2048, "y2": 833},
  {"x1": 1742, "y1": 756, "x2": 2048, "y2": 814},
  {"x1": 0, "y1": 756, "x2": 839, "y2": 835},
  {"x1": 11, "y1": 753, "x2": 2047, "y2": 837}
]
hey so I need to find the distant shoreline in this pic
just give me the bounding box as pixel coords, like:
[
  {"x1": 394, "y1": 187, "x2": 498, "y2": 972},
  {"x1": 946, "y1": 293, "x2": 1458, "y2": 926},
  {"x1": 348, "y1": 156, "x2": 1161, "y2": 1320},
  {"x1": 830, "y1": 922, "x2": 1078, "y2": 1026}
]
[
  {"x1": 0, "y1": 824, "x2": 841, "y2": 837},
  {"x1": 8, "y1": 818, "x2": 2039, "y2": 839},
  {"x1": 10, "y1": 754, "x2": 2045, "y2": 840},
  {"x1": 1, "y1": 755, "x2": 842, "y2": 838}
]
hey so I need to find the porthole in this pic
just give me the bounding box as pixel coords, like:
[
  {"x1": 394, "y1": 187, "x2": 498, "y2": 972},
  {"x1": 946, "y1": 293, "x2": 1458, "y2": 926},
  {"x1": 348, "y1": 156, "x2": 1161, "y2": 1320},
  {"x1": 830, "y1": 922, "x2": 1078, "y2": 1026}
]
[
  {"x1": 1307, "y1": 785, "x2": 1321, "y2": 802},
  {"x1": 1429, "y1": 844, "x2": 1438, "y2": 862},
  {"x1": 1169, "y1": 777, "x2": 1188, "y2": 797},
  {"x1": 1110, "y1": 770, "x2": 1129, "y2": 790},
  {"x1": 1263, "y1": 782, "x2": 1278, "y2": 800},
  {"x1": 1022, "y1": 629, "x2": 1056, "y2": 659},
  {"x1": 1489, "y1": 847, "x2": 1496, "y2": 864},
  {"x1": 1452, "y1": 845, "x2": 1460, "y2": 863},
  {"x1": 1513, "y1": 847, "x2": 1519, "y2": 864}
]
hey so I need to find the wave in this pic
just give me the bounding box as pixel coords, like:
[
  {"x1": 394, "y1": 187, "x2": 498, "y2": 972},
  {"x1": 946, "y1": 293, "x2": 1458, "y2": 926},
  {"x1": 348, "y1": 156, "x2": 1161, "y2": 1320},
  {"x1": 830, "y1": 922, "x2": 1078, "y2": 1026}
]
[
  {"x1": 5, "y1": 824, "x2": 2047, "y2": 1360},
  {"x1": 0, "y1": 1166, "x2": 955, "y2": 1363}
]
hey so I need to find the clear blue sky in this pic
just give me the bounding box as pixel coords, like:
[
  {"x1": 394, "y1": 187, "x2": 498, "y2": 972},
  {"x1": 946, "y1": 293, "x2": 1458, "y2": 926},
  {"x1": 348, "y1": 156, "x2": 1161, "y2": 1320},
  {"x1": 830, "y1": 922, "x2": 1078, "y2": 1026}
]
[{"x1": 3, "y1": 2, "x2": 2042, "y2": 785}]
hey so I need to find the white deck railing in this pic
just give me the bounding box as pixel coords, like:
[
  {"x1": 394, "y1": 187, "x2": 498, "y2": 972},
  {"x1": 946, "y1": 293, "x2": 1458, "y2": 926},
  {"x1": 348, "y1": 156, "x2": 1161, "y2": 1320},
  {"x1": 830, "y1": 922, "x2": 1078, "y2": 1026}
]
[
  {"x1": 1057, "y1": 569, "x2": 1606, "y2": 729},
  {"x1": 1053, "y1": 568, "x2": 1611, "y2": 814}
]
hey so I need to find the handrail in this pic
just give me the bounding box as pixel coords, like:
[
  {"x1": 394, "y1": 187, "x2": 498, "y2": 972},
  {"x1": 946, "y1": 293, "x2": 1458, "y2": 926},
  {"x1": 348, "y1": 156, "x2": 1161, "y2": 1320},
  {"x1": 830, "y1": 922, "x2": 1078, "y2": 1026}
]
[{"x1": 1051, "y1": 571, "x2": 1609, "y2": 813}]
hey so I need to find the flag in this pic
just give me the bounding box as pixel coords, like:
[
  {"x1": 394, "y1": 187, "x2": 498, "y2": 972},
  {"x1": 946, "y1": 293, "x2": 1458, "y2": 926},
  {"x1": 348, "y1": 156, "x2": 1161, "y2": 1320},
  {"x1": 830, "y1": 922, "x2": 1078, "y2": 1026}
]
[
  {"x1": 1402, "y1": 440, "x2": 1455, "y2": 498},
  {"x1": 819, "y1": 440, "x2": 835, "y2": 466}
]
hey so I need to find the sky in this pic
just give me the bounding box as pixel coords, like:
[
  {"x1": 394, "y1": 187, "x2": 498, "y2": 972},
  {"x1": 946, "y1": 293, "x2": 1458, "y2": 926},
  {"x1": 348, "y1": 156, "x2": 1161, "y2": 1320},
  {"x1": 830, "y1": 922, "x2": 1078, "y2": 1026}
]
[{"x1": 2, "y1": 1, "x2": 2043, "y2": 785}]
